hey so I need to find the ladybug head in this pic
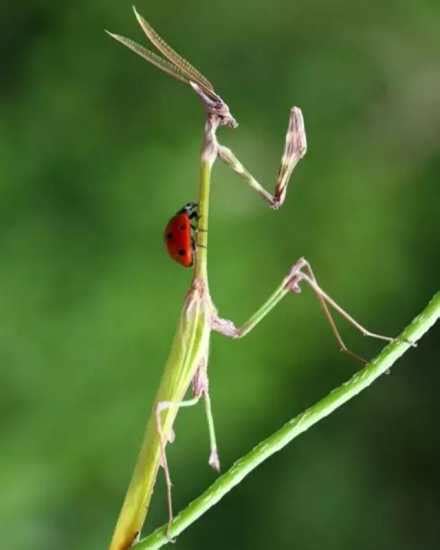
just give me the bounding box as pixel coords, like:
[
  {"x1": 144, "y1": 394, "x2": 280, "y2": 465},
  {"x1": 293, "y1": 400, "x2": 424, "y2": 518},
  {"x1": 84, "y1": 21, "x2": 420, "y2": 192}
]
[{"x1": 179, "y1": 202, "x2": 199, "y2": 220}]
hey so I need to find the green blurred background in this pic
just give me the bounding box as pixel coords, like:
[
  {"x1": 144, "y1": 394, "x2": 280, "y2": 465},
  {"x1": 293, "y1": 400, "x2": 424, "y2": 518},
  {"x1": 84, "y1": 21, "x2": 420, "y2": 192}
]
[{"x1": 1, "y1": 1, "x2": 439, "y2": 548}]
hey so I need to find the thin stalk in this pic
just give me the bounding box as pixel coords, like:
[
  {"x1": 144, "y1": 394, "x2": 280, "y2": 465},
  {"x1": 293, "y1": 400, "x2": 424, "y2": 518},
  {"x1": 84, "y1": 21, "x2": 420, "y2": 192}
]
[
  {"x1": 193, "y1": 116, "x2": 219, "y2": 283},
  {"x1": 193, "y1": 160, "x2": 212, "y2": 282},
  {"x1": 109, "y1": 117, "x2": 217, "y2": 550},
  {"x1": 109, "y1": 294, "x2": 211, "y2": 550},
  {"x1": 133, "y1": 291, "x2": 440, "y2": 549}
]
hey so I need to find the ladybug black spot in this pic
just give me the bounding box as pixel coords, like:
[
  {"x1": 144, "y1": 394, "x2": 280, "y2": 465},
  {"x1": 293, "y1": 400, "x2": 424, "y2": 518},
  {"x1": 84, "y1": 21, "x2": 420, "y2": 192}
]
[
  {"x1": 179, "y1": 224, "x2": 186, "y2": 231},
  {"x1": 178, "y1": 249, "x2": 185, "y2": 256},
  {"x1": 166, "y1": 233, "x2": 173, "y2": 240}
]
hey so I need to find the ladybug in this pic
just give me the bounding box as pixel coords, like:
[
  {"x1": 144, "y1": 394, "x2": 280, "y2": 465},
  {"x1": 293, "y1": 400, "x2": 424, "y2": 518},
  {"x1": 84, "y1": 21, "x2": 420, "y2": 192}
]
[{"x1": 164, "y1": 202, "x2": 199, "y2": 267}]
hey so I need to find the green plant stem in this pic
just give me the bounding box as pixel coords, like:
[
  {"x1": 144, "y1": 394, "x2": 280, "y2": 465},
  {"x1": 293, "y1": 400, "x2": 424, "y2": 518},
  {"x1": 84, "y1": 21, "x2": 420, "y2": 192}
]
[
  {"x1": 133, "y1": 291, "x2": 440, "y2": 550},
  {"x1": 193, "y1": 159, "x2": 212, "y2": 281},
  {"x1": 109, "y1": 150, "x2": 215, "y2": 550}
]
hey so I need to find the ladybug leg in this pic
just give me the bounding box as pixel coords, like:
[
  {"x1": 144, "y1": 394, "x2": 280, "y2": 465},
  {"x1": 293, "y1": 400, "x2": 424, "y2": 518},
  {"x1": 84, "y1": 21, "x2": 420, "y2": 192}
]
[
  {"x1": 211, "y1": 257, "x2": 408, "y2": 364},
  {"x1": 193, "y1": 235, "x2": 207, "y2": 250},
  {"x1": 189, "y1": 212, "x2": 199, "y2": 222},
  {"x1": 191, "y1": 223, "x2": 207, "y2": 233},
  {"x1": 190, "y1": 207, "x2": 206, "y2": 233}
]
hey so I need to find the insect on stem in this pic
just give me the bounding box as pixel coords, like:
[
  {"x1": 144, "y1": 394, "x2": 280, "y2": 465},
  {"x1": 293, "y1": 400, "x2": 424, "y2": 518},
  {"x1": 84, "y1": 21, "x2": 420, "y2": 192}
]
[{"x1": 107, "y1": 9, "x2": 400, "y2": 550}]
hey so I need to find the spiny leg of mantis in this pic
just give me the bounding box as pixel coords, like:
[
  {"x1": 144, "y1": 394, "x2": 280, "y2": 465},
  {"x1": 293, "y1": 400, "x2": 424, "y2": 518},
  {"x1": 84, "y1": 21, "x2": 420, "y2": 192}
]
[
  {"x1": 214, "y1": 107, "x2": 394, "y2": 351},
  {"x1": 211, "y1": 257, "x2": 395, "y2": 358},
  {"x1": 302, "y1": 262, "x2": 368, "y2": 364},
  {"x1": 155, "y1": 360, "x2": 219, "y2": 537},
  {"x1": 213, "y1": 107, "x2": 402, "y2": 354},
  {"x1": 192, "y1": 359, "x2": 220, "y2": 470},
  {"x1": 217, "y1": 106, "x2": 307, "y2": 209}
]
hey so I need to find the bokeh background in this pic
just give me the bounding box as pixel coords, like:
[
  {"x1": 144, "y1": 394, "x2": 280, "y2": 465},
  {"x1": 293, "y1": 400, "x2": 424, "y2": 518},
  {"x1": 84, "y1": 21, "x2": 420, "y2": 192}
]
[{"x1": 1, "y1": 1, "x2": 439, "y2": 549}]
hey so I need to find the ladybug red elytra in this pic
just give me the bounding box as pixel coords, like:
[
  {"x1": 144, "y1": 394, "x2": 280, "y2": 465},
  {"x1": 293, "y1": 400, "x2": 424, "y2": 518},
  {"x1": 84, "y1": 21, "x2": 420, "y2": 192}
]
[{"x1": 164, "y1": 202, "x2": 199, "y2": 267}]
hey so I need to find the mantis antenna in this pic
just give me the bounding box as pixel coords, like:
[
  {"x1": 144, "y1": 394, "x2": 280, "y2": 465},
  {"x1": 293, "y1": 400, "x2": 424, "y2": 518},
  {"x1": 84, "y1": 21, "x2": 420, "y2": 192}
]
[{"x1": 106, "y1": 7, "x2": 238, "y2": 128}]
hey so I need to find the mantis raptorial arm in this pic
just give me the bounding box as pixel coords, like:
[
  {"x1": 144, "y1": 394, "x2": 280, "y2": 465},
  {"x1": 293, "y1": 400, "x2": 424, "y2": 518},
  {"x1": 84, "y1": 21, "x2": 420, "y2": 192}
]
[
  {"x1": 212, "y1": 257, "x2": 394, "y2": 362},
  {"x1": 217, "y1": 106, "x2": 307, "y2": 209}
]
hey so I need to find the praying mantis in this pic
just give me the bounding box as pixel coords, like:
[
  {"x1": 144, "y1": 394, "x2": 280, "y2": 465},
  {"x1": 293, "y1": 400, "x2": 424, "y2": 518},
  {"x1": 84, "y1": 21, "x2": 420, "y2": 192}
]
[{"x1": 106, "y1": 8, "x2": 397, "y2": 550}]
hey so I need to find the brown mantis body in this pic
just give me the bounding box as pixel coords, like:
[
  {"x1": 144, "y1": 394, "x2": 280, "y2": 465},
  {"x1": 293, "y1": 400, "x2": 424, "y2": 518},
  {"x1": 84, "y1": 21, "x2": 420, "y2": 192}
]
[{"x1": 106, "y1": 8, "x2": 398, "y2": 549}]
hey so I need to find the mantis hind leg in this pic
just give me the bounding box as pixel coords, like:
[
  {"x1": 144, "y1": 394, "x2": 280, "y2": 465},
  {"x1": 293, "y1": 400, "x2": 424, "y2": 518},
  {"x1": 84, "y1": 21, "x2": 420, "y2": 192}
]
[
  {"x1": 155, "y1": 370, "x2": 220, "y2": 539},
  {"x1": 211, "y1": 257, "x2": 407, "y2": 363},
  {"x1": 155, "y1": 396, "x2": 200, "y2": 538}
]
